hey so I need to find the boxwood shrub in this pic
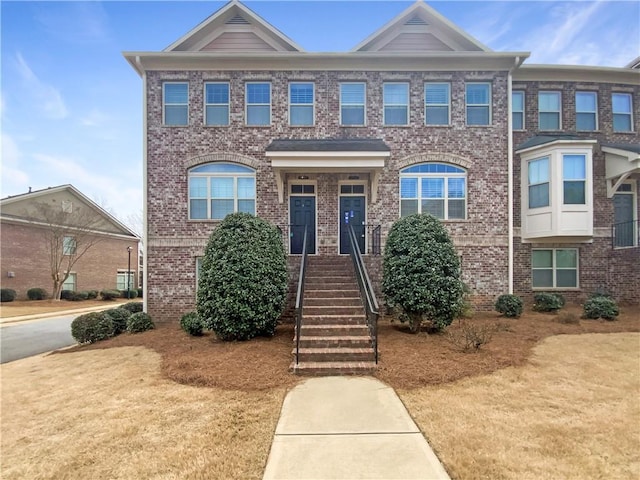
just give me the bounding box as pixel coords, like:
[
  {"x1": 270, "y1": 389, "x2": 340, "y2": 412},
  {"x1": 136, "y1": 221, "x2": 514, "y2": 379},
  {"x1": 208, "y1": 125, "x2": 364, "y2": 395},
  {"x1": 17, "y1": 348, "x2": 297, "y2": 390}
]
[
  {"x1": 495, "y1": 294, "x2": 523, "y2": 318},
  {"x1": 197, "y1": 212, "x2": 288, "y2": 341},
  {"x1": 60, "y1": 290, "x2": 74, "y2": 300},
  {"x1": 126, "y1": 312, "x2": 155, "y2": 333},
  {"x1": 100, "y1": 289, "x2": 121, "y2": 301},
  {"x1": 86, "y1": 290, "x2": 99, "y2": 299},
  {"x1": 382, "y1": 213, "x2": 464, "y2": 333},
  {"x1": 71, "y1": 312, "x2": 115, "y2": 343},
  {"x1": 533, "y1": 292, "x2": 565, "y2": 312},
  {"x1": 180, "y1": 312, "x2": 204, "y2": 336},
  {"x1": 103, "y1": 307, "x2": 133, "y2": 334},
  {"x1": 121, "y1": 302, "x2": 143, "y2": 313},
  {"x1": 120, "y1": 289, "x2": 138, "y2": 299},
  {"x1": 27, "y1": 288, "x2": 48, "y2": 300},
  {"x1": 0, "y1": 289, "x2": 16, "y2": 303},
  {"x1": 583, "y1": 295, "x2": 619, "y2": 321}
]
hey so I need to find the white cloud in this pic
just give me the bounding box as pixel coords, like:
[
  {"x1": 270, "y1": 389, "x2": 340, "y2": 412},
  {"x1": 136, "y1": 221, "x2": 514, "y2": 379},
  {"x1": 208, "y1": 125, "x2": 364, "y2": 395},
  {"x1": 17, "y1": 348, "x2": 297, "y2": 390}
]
[
  {"x1": 80, "y1": 109, "x2": 109, "y2": 127},
  {"x1": 1, "y1": 133, "x2": 30, "y2": 197},
  {"x1": 15, "y1": 53, "x2": 69, "y2": 120}
]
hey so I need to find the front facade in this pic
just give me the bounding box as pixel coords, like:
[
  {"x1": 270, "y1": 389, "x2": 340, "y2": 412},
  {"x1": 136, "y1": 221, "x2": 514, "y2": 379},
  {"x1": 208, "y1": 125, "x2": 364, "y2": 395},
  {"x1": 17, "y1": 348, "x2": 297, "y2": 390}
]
[
  {"x1": 0, "y1": 185, "x2": 140, "y2": 298},
  {"x1": 125, "y1": 0, "x2": 639, "y2": 322}
]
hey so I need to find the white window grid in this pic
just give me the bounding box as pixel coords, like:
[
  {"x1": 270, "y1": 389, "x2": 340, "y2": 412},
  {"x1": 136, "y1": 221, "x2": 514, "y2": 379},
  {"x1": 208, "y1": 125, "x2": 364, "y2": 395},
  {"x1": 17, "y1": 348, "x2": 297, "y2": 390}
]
[
  {"x1": 204, "y1": 82, "x2": 230, "y2": 126},
  {"x1": 383, "y1": 82, "x2": 409, "y2": 126},
  {"x1": 245, "y1": 82, "x2": 271, "y2": 126},
  {"x1": 612, "y1": 92, "x2": 634, "y2": 132},
  {"x1": 512, "y1": 90, "x2": 525, "y2": 130},
  {"x1": 531, "y1": 248, "x2": 579, "y2": 289},
  {"x1": 538, "y1": 90, "x2": 562, "y2": 130},
  {"x1": 465, "y1": 82, "x2": 491, "y2": 126},
  {"x1": 163, "y1": 82, "x2": 189, "y2": 126},
  {"x1": 339, "y1": 82, "x2": 366, "y2": 126},
  {"x1": 575, "y1": 91, "x2": 598, "y2": 131},
  {"x1": 399, "y1": 168, "x2": 467, "y2": 220},
  {"x1": 188, "y1": 169, "x2": 256, "y2": 220},
  {"x1": 289, "y1": 82, "x2": 315, "y2": 126},
  {"x1": 424, "y1": 82, "x2": 451, "y2": 126}
]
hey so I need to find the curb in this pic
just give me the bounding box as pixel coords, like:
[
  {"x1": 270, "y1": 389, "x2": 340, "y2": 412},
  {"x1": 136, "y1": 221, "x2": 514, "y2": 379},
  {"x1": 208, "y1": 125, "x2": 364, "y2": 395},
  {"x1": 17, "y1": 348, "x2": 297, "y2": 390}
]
[{"x1": 0, "y1": 303, "x2": 133, "y2": 326}]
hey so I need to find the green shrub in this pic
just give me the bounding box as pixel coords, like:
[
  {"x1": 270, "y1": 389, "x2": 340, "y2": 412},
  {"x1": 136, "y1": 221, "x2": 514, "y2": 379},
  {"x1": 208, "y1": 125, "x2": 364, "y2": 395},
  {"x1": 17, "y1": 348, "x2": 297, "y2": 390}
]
[
  {"x1": 70, "y1": 312, "x2": 115, "y2": 343},
  {"x1": 136, "y1": 288, "x2": 143, "y2": 298},
  {"x1": 100, "y1": 289, "x2": 121, "y2": 301},
  {"x1": 69, "y1": 291, "x2": 89, "y2": 301},
  {"x1": 27, "y1": 288, "x2": 48, "y2": 300},
  {"x1": 126, "y1": 312, "x2": 155, "y2": 333},
  {"x1": 197, "y1": 212, "x2": 288, "y2": 341},
  {"x1": 121, "y1": 302, "x2": 143, "y2": 313},
  {"x1": 533, "y1": 292, "x2": 564, "y2": 312},
  {"x1": 583, "y1": 296, "x2": 619, "y2": 321},
  {"x1": 103, "y1": 307, "x2": 132, "y2": 334},
  {"x1": 0, "y1": 289, "x2": 16, "y2": 303},
  {"x1": 382, "y1": 214, "x2": 464, "y2": 333},
  {"x1": 180, "y1": 312, "x2": 204, "y2": 336},
  {"x1": 86, "y1": 290, "x2": 99, "y2": 299},
  {"x1": 495, "y1": 294, "x2": 523, "y2": 318},
  {"x1": 120, "y1": 289, "x2": 138, "y2": 299},
  {"x1": 60, "y1": 290, "x2": 74, "y2": 300}
]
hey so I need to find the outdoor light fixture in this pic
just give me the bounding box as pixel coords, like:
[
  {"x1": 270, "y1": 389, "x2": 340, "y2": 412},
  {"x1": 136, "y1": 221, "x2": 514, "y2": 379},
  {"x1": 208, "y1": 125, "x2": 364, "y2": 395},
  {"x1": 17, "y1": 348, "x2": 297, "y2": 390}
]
[
  {"x1": 297, "y1": 175, "x2": 309, "y2": 180},
  {"x1": 127, "y1": 246, "x2": 132, "y2": 299},
  {"x1": 348, "y1": 175, "x2": 360, "y2": 180}
]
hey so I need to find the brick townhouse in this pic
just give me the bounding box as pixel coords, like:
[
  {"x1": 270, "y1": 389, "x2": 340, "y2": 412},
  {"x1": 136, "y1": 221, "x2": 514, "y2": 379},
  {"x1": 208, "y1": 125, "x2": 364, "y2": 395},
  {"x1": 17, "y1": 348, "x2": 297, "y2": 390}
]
[{"x1": 124, "y1": 0, "x2": 639, "y2": 322}]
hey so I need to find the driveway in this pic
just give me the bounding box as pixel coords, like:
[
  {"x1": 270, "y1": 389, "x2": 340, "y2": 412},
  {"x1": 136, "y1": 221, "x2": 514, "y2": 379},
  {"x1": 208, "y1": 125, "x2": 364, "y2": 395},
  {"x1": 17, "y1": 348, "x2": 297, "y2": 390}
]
[{"x1": 1, "y1": 315, "x2": 77, "y2": 364}]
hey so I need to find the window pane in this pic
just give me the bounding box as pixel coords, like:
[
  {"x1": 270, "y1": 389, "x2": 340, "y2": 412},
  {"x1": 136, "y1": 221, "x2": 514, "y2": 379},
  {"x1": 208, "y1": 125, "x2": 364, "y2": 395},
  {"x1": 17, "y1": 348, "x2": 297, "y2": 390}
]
[
  {"x1": 426, "y1": 106, "x2": 448, "y2": 125},
  {"x1": 539, "y1": 112, "x2": 559, "y2": 130},
  {"x1": 400, "y1": 178, "x2": 417, "y2": 198},
  {"x1": 206, "y1": 84, "x2": 228, "y2": 104},
  {"x1": 190, "y1": 199, "x2": 207, "y2": 219},
  {"x1": 192, "y1": 164, "x2": 254, "y2": 174},
  {"x1": 563, "y1": 155, "x2": 585, "y2": 180},
  {"x1": 467, "y1": 106, "x2": 489, "y2": 125},
  {"x1": 512, "y1": 91, "x2": 524, "y2": 111},
  {"x1": 384, "y1": 84, "x2": 408, "y2": 104},
  {"x1": 422, "y1": 199, "x2": 444, "y2": 219},
  {"x1": 612, "y1": 93, "x2": 631, "y2": 113},
  {"x1": 400, "y1": 199, "x2": 418, "y2": 217},
  {"x1": 539, "y1": 92, "x2": 559, "y2": 111},
  {"x1": 448, "y1": 199, "x2": 465, "y2": 219},
  {"x1": 576, "y1": 113, "x2": 596, "y2": 131},
  {"x1": 247, "y1": 83, "x2": 270, "y2": 103},
  {"x1": 206, "y1": 106, "x2": 229, "y2": 125},
  {"x1": 165, "y1": 105, "x2": 188, "y2": 126},
  {"x1": 564, "y1": 181, "x2": 585, "y2": 204},
  {"x1": 576, "y1": 92, "x2": 596, "y2": 111},
  {"x1": 385, "y1": 106, "x2": 408, "y2": 125},
  {"x1": 342, "y1": 106, "x2": 364, "y2": 125},
  {"x1": 189, "y1": 177, "x2": 207, "y2": 198},
  {"x1": 556, "y1": 270, "x2": 577, "y2": 288},
  {"x1": 556, "y1": 249, "x2": 577, "y2": 268},
  {"x1": 422, "y1": 178, "x2": 444, "y2": 198},
  {"x1": 211, "y1": 177, "x2": 233, "y2": 198},
  {"x1": 211, "y1": 199, "x2": 234, "y2": 220},
  {"x1": 529, "y1": 158, "x2": 549, "y2": 183},
  {"x1": 341, "y1": 84, "x2": 364, "y2": 104},
  {"x1": 466, "y1": 84, "x2": 489, "y2": 104},
  {"x1": 529, "y1": 184, "x2": 549, "y2": 208},
  {"x1": 532, "y1": 269, "x2": 553, "y2": 288},
  {"x1": 238, "y1": 199, "x2": 255, "y2": 215},
  {"x1": 291, "y1": 105, "x2": 314, "y2": 125},
  {"x1": 613, "y1": 114, "x2": 632, "y2": 132},
  {"x1": 237, "y1": 177, "x2": 255, "y2": 198},
  {"x1": 290, "y1": 83, "x2": 313, "y2": 104},
  {"x1": 425, "y1": 84, "x2": 449, "y2": 104},
  {"x1": 247, "y1": 105, "x2": 270, "y2": 125},
  {"x1": 532, "y1": 250, "x2": 552, "y2": 268},
  {"x1": 513, "y1": 112, "x2": 523, "y2": 130},
  {"x1": 448, "y1": 178, "x2": 465, "y2": 198},
  {"x1": 164, "y1": 83, "x2": 188, "y2": 103}
]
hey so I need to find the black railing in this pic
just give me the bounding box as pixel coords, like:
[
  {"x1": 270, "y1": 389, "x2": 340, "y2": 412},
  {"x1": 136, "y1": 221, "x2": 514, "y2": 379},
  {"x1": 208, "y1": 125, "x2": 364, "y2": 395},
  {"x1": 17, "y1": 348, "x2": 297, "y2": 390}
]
[
  {"x1": 366, "y1": 224, "x2": 382, "y2": 255},
  {"x1": 294, "y1": 225, "x2": 310, "y2": 365},
  {"x1": 347, "y1": 223, "x2": 379, "y2": 363},
  {"x1": 612, "y1": 220, "x2": 639, "y2": 248}
]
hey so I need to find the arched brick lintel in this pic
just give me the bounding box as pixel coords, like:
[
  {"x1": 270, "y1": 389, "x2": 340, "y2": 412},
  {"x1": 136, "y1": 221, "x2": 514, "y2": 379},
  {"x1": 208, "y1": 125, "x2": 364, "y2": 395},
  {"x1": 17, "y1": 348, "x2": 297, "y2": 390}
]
[
  {"x1": 184, "y1": 152, "x2": 261, "y2": 171},
  {"x1": 397, "y1": 152, "x2": 472, "y2": 171}
]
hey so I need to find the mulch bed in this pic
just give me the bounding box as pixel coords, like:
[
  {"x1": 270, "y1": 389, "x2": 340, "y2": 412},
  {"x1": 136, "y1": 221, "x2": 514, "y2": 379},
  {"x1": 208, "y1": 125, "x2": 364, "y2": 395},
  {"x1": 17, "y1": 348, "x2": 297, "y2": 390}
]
[{"x1": 62, "y1": 305, "x2": 639, "y2": 391}]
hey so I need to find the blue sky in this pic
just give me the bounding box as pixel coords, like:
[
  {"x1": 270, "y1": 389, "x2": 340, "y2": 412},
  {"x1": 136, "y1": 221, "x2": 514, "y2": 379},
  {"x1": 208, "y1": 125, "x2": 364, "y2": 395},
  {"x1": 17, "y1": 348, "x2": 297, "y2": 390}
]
[{"x1": 2, "y1": 0, "x2": 639, "y2": 232}]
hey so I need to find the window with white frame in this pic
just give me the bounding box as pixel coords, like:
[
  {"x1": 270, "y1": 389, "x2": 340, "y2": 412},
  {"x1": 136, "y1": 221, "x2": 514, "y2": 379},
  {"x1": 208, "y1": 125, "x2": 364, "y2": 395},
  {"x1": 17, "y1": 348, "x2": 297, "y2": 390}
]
[
  {"x1": 400, "y1": 163, "x2": 466, "y2": 219},
  {"x1": 612, "y1": 93, "x2": 633, "y2": 132},
  {"x1": 246, "y1": 82, "x2": 271, "y2": 126},
  {"x1": 528, "y1": 157, "x2": 550, "y2": 208},
  {"x1": 163, "y1": 82, "x2": 188, "y2": 126},
  {"x1": 383, "y1": 83, "x2": 409, "y2": 126},
  {"x1": 204, "y1": 82, "x2": 229, "y2": 126},
  {"x1": 62, "y1": 273, "x2": 77, "y2": 291},
  {"x1": 512, "y1": 90, "x2": 525, "y2": 130},
  {"x1": 340, "y1": 83, "x2": 365, "y2": 126},
  {"x1": 575, "y1": 92, "x2": 597, "y2": 131},
  {"x1": 532, "y1": 249, "x2": 578, "y2": 289},
  {"x1": 188, "y1": 163, "x2": 256, "y2": 220},
  {"x1": 63, "y1": 236, "x2": 77, "y2": 255},
  {"x1": 538, "y1": 91, "x2": 561, "y2": 130},
  {"x1": 289, "y1": 82, "x2": 314, "y2": 126},
  {"x1": 116, "y1": 270, "x2": 135, "y2": 290},
  {"x1": 563, "y1": 154, "x2": 586, "y2": 204},
  {"x1": 465, "y1": 83, "x2": 491, "y2": 125},
  {"x1": 425, "y1": 83, "x2": 450, "y2": 125}
]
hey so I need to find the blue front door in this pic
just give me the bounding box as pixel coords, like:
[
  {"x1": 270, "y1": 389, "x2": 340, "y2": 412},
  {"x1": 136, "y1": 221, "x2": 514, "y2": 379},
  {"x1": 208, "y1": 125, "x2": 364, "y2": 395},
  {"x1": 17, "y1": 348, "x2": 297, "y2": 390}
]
[
  {"x1": 339, "y1": 196, "x2": 365, "y2": 254},
  {"x1": 290, "y1": 196, "x2": 316, "y2": 254}
]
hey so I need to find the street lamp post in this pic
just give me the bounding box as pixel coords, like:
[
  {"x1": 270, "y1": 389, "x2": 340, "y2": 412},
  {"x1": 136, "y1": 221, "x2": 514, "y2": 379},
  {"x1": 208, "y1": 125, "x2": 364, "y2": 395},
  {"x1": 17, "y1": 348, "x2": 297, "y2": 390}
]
[{"x1": 127, "y1": 246, "x2": 132, "y2": 299}]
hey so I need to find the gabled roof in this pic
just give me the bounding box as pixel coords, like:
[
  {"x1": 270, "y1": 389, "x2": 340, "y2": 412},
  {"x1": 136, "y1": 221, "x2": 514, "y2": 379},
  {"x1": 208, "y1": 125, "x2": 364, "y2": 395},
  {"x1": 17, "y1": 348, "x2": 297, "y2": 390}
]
[
  {"x1": 1, "y1": 184, "x2": 139, "y2": 239},
  {"x1": 352, "y1": 0, "x2": 490, "y2": 53},
  {"x1": 165, "y1": 0, "x2": 303, "y2": 53}
]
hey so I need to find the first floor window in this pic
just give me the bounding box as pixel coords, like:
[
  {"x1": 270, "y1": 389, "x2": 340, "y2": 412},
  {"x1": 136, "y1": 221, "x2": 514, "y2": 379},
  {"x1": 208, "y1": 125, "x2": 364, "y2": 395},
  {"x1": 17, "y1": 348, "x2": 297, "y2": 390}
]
[
  {"x1": 163, "y1": 82, "x2": 188, "y2": 126},
  {"x1": 246, "y1": 82, "x2": 271, "y2": 125},
  {"x1": 612, "y1": 93, "x2": 633, "y2": 132},
  {"x1": 289, "y1": 82, "x2": 314, "y2": 126},
  {"x1": 189, "y1": 163, "x2": 256, "y2": 220},
  {"x1": 63, "y1": 236, "x2": 76, "y2": 255},
  {"x1": 512, "y1": 90, "x2": 525, "y2": 130},
  {"x1": 532, "y1": 249, "x2": 578, "y2": 288},
  {"x1": 62, "y1": 273, "x2": 77, "y2": 291},
  {"x1": 563, "y1": 154, "x2": 586, "y2": 204},
  {"x1": 400, "y1": 163, "x2": 466, "y2": 219},
  {"x1": 425, "y1": 83, "x2": 450, "y2": 125},
  {"x1": 116, "y1": 270, "x2": 135, "y2": 290},
  {"x1": 539, "y1": 91, "x2": 561, "y2": 130},
  {"x1": 528, "y1": 157, "x2": 550, "y2": 208},
  {"x1": 205, "y1": 82, "x2": 229, "y2": 126},
  {"x1": 383, "y1": 83, "x2": 409, "y2": 125},
  {"x1": 340, "y1": 82, "x2": 365, "y2": 126},
  {"x1": 575, "y1": 92, "x2": 597, "y2": 131}
]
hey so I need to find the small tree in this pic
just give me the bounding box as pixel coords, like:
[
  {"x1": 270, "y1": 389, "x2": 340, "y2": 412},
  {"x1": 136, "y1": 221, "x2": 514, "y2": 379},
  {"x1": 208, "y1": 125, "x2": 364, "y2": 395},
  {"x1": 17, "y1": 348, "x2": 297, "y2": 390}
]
[
  {"x1": 196, "y1": 213, "x2": 287, "y2": 341},
  {"x1": 383, "y1": 214, "x2": 464, "y2": 333}
]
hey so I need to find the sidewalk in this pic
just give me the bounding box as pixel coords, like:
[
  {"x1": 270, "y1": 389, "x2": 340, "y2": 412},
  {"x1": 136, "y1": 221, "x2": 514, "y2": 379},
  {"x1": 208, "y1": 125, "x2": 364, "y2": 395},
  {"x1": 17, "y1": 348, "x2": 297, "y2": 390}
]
[
  {"x1": 0, "y1": 303, "x2": 127, "y2": 326},
  {"x1": 262, "y1": 376, "x2": 450, "y2": 480}
]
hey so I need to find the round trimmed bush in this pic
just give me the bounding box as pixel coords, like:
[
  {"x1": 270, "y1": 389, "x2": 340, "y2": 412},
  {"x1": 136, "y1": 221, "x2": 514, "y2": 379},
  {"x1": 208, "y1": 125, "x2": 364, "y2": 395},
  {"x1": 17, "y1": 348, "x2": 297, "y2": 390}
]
[
  {"x1": 583, "y1": 296, "x2": 619, "y2": 321},
  {"x1": 495, "y1": 294, "x2": 523, "y2": 318},
  {"x1": 197, "y1": 212, "x2": 288, "y2": 341},
  {"x1": 180, "y1": 312, "x2": 204, "y2": 336},
  {"x1": 136, "y1": 288, "x2": 143, "y2": 298},
  {"x1": 121, "y1": 302, "x2": 143, "y2": 313},
  {"x1": 0, "y1": 289, "x2": 16, "y2": 303},
  {"x1": 71, "y1": 312, "x2": 115, "y2": 343},
  {"x1": 382, "y1": 213, "x2": 464, "y2": 333},
  {"x1": 103, "y1": 307, "x2": 133, "y2": 334},
  {"x1": 27, "y1": 288, "x2": 48, "y2": 300},
  {"x1": 70, "y1": 291, "x2": 89, "y2": 301},
  {"x1": 60, "y1": 290, "x2": 74, "y2": 300},
  {"x1": 86, "y1": 290, "x2": 99, "y2": 299},
  {"x1": 126, "y1": 312, "x2": 154, "y2": 333},
  {"x1": 533, "y1": 292, "x2": 564, "y2": 312},
  {"x1": 100, "y1": 289, "x2": 121, "y2": 301},
  {"x1": 120, "y1": 289, "x2": 138, "y2": 299}
]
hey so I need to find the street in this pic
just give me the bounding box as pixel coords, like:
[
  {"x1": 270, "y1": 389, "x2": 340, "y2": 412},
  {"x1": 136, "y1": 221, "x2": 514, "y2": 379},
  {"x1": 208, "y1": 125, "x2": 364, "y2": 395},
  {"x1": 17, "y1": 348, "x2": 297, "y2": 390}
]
[{"x1": 1, "y1": 315, "x2": 77, "y2": 364}]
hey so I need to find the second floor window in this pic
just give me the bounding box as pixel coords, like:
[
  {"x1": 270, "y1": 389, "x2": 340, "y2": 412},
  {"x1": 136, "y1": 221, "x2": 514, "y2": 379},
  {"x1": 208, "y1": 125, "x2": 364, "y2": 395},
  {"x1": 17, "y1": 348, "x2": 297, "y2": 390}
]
[
  {"x1": 563, "y1": 154, "x2": 586, "y2": 204},
  {"x1": 63, "y1": 236, "x2": 77, "y2": 255},
  {"x1": 205, "y1": 83, "x2": 229, "y2": 126},
  {"x1": 425, "y1": 83, "x2": 450, "y2": 125},
  {"x1": 163, "y1": 82, "x2": 188, "y2": 126},
  {"x1": 188, "y1": 163, "x2": 256, "y2": 220},
  {"x1": 340, "y1": 83, "x2": 365, "y2": 126},
  {"x1": 246, "y1": 83, "x2": 271, "y2": 126},
  {"x1": 528, "y1": 157, "x2": 550, "y2": 208},
  {"x1": 383, "y1": 83, "x2": 409, "y2": 126},
  {"x1": 539, "y1": 91, "x2": 561, "y2": 130},
  {"x1": 512, "y1": 91, "x2": 525, "y2": 130},
  {"x1": 289, "y1": 83, "x2": 314, "y2": 126},
  {"x1": 575, "y1": 92, "x2": 597, "y2": 131},
  {"x1": 612, "y1": 93, "x2": 633, "y2": 132},
  {"x1": 466, "y1": 83, "x2": 491, "y2": 126}
]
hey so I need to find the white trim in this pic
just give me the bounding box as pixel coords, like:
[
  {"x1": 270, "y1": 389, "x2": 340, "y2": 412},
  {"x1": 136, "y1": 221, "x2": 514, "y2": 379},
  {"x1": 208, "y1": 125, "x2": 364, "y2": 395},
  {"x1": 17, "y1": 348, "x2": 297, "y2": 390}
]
[
  {"x1": 288, "y1": 180, "x2": 318, "y2": 255},
  {"x1": 575, "y1": 91, "x2": 598, "y2": 132},
  {"x1": 245, "y1": 81, "x2": 271, "y2": 126},
  {"x1": 339, "y1": 82, "x2": 366, "y2": 126},
  {"x1": 465, "y1": 82, "x2": 491, "y2": 126},
  {"x1": 203, "y1": 81, "x2": 230, "y2": 126},
  {"x1": 612, "y1": 92, "x2": 634, "y2": 132},
  {"x1": 163, "y1": 81, "x2": 189, "y2": 126},
  {"x1": 288, "y1": 82, "x2": 315, "y2": 127},
  {"x1": 338, "y1": 180, "x2": 368, "y2": 255},
  {"x1": 382, "y1": 82, "x2": 409, "y2": 126},
  {"x1": 512, "y1": 90, "x2": 525, "y2": 130},
  {"x1": 538, "y1": 90, "x2": 562, "y2": 131},
  {"x1": 424, "y1": 82, "x2": 451, "y2": 126},
  {"x1": 531, "y1": 248, "x2": 579, "y2": 290}
]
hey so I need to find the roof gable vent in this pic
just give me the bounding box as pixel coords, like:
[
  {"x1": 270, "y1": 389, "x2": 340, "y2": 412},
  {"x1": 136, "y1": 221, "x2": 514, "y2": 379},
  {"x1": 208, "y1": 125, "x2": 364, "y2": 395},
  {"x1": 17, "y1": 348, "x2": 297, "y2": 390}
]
[
  {"x1": 405, "y1": 15, "x2": 428, "y2": 26},
  {"x1": 226, "y1": 14, "x2": 250, "y2": 25}
]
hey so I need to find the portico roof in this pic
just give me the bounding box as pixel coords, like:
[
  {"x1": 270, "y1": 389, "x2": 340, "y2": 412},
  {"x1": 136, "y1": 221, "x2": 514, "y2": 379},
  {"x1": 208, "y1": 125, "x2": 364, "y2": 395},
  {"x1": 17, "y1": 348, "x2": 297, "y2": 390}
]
[{"x1": 602, "y1": 142, "x2": 640, "y2": 197}]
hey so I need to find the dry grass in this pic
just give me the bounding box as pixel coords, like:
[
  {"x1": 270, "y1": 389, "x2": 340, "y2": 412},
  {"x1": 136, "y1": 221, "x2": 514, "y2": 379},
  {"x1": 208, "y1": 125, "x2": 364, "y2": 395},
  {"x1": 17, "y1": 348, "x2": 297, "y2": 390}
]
[
  {"x1": 0, "y1": 299, "x2": 129, "y2": 318},
  {"x1": 0, "y1": 347, "x2": 286, "y2": 480},
  {"x1": 399, "y1": 333, "x2": 640, "y2": 480}
]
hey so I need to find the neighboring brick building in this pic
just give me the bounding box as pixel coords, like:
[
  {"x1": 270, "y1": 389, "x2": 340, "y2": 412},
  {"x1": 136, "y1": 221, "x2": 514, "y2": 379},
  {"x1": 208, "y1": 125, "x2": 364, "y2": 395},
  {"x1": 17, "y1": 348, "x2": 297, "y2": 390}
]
[
  {"x1": 1, "y1": 185, "x2": 140, "y2": 299},
  {"x1": 124, "y1": 0, "x2": 639, "y2": 322}
]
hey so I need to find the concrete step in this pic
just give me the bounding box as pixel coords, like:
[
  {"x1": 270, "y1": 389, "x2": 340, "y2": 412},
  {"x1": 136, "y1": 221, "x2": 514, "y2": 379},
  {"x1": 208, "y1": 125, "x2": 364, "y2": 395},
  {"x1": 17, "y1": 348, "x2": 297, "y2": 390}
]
[
  {"x1": 306, "y1": 289, "x2": 360, "y2": 298},
  {"x1": 300, "y1": 324, "x2": 370, "y2": 336},
  {"x1": 305, "y1": 275, "x2": 356, "y2": 284},
  {"x1": 301, "y1": 314, "x2": 367, "y2": 325},
  {"x1": 303, "y1": 306, "x2": 364, "y2": 316},
  {"x1": 304, "y1": 297, "x2": 362, "y2": 307},
  {"x1": 303, "y1": 282, "x2": 358, "y2": 291},
  {"x1": 294, "y1": 347, "x2": 375, "y2": 363},
  {"x1": 290, "y1": 361, "x2": 377, "y2": 376},
  {"x1": 298, "y1": 335, "x2": 372, "y2": 348}
]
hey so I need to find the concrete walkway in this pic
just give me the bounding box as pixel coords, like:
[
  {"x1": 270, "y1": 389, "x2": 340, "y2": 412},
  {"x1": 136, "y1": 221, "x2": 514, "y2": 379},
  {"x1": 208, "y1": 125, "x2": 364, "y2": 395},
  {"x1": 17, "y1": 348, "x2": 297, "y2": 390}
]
[{"x1": 263, "y1": 376, "x2": 450, "y2": 480}]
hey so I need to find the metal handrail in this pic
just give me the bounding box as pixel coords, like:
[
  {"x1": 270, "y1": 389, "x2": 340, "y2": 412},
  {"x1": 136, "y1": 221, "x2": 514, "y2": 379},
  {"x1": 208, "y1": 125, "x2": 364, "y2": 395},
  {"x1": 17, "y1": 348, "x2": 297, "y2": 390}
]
[
  {"x1": 612, "y1": 219, "x2": 639, "y2": 248},
  {"x1": 346, "y1": 223, "x2": 379, "y2": 363},
  {"x1": 294, "y1": 225, "x2": 310, "y2": 365}
]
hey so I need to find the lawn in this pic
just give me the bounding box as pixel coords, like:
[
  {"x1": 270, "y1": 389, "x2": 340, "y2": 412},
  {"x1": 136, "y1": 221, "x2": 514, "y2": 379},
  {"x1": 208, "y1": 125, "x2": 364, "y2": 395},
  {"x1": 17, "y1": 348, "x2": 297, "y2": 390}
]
[{"x1": 1, "y1": 304, "x2": 638, "y2": 479}]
